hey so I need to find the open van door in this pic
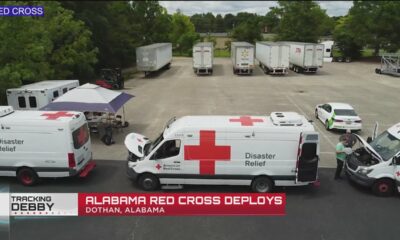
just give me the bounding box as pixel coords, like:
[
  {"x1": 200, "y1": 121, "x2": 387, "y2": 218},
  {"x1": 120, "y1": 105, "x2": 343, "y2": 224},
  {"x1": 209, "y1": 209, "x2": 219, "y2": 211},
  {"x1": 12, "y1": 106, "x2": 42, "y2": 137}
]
[
  {"x1": 296, "y1": 132, "x2": 319, "y2": 182},
  {"x1": 394, "y1": 155, "x2": 400, "y2": 193}
]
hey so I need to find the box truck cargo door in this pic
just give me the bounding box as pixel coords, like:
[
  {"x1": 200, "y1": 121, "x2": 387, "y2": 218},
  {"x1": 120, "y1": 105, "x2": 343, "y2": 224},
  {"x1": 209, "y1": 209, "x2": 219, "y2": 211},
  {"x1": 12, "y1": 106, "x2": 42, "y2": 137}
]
[
  {"x1": 203, "y1": 48, "x2": 212, "y2": 67},
  {"x1": 304, "y1": 45, "x2": 314, "y2": 67},
  {"x1": 296, "y1": 132, "x2": 319, "y2": 182}
]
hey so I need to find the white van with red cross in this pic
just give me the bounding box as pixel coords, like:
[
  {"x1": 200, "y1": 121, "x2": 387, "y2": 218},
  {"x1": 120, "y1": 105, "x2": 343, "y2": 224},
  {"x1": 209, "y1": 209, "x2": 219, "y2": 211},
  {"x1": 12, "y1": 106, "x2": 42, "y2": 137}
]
[
  {"x1": 0, "y1": 106, "x2": 95, "y2": 186},
  {"x1": 124, "y1": 112, "x2": 320, "y2": 192}
]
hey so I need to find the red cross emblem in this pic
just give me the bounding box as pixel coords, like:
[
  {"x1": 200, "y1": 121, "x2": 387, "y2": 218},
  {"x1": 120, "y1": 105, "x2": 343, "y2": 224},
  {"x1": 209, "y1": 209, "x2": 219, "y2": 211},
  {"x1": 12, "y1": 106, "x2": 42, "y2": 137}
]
[
  {"x1": 41, "y1": 111, "x2": 74, "y2": 120},
  {"x1": 155, "y1": 164, "x2": 162, "y2": 170},
  {"x1": 229, "y1": 116, "x2": 264, "y2": 126},
  {"x1": 184, "y1": 130, "x2": 231, "y2": 175},
  {"x1": 396, "y1": 171, "x2": 400, "y2": 177}
]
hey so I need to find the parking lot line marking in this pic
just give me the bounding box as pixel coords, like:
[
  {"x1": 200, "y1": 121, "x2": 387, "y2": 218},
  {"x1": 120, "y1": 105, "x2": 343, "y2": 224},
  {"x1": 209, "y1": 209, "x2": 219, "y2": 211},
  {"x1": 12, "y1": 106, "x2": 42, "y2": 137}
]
[{"x1": 283, "y1": 94, "x2": 336, "y2": 148}]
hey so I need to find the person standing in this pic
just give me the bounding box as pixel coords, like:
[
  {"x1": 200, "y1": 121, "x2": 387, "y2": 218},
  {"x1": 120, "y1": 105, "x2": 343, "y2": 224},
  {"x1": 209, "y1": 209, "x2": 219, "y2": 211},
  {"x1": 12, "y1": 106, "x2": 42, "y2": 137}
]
[{"x1": 335, "y1": 138, "x2": 347, "y2": 180}]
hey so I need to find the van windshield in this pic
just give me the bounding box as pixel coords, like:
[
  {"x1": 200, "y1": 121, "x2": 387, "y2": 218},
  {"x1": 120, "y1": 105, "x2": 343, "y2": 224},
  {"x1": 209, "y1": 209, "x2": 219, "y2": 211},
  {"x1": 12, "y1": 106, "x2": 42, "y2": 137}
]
[
  {"x1": 72, "y1": 123, "x2": 90, "y2": 149},
  {"x1": 144, "y1": 133, "x2": 163, "y2": 157},
  {"x1": 369, "y1": 131, "x2": 400, "y2": 161}
]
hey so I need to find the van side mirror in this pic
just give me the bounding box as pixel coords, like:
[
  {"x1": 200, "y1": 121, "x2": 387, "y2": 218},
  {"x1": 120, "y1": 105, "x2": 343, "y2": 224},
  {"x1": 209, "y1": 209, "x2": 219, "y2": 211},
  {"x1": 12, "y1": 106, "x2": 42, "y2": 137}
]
[{"x1": 367, "y1": 137, "x2": 372, "y2": 143}]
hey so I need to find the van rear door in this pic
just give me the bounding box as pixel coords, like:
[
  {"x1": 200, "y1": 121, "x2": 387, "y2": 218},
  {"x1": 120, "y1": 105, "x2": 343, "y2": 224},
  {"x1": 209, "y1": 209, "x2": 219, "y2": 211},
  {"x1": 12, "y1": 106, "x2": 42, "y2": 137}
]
[
  {"x1": 296, "y1": 132, "x2": 319, "y2": 182},
  {"x1": 71, "y1": 121, "x2": 91, "y2": 172},
  {"x1": 203, "y1": 47, "x2": 212, "y2": 68}
]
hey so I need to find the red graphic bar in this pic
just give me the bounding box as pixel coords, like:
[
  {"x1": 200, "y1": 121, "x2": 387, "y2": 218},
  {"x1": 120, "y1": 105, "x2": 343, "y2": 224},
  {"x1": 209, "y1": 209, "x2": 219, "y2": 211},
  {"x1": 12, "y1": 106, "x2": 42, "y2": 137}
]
[{"x1": 78, "y1": 193, "x2": 286, "y2": 216}]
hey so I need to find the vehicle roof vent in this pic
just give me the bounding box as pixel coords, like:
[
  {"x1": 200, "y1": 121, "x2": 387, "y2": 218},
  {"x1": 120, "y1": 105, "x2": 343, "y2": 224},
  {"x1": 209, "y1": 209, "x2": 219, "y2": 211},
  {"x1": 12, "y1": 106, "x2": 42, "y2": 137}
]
[
  {"x1": 270, "y1": 112, "x2": 303, "y2": 126},
  {"x1": 0, "y1": 106, "x2": 14, "y2": 117}
]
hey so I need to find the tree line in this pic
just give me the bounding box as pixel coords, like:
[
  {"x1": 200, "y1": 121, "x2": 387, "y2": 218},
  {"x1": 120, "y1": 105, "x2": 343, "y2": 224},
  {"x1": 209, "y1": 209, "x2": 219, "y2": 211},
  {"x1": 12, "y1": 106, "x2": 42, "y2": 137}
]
[
  {"x1": 1, "y1": 1, "x2": 399, "y2": 104},
  {"x1": 0, "y1": 0, "x2": 199, "y2": 104}
]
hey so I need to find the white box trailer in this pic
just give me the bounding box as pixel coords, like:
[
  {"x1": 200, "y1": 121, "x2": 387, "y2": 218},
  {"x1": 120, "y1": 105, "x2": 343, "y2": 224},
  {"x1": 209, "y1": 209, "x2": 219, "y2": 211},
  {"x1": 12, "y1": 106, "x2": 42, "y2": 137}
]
[
  {"x1": 0, "y1": 106, "x2": 95, "y2": 186},
  {"x1": 125, "y1": 112, "x2": 320, "y2": 192},
  {"x1": 136, "y1": 43, "x2": 172, "y2": 76},
  {"x1": 231, "y1": 42, "x2": 255, "y2": 75},
  {"x1": 256, "y1": 42, "x2": 289, "y2": 75},
  {"x1": 6, "y1": 80, "x2": 79, "y2": 110},
  {"x1": 192, "y1": 42, "x2": 214, "y2": 75},
  {"x1": 279, "y1": 42, "x2": 324, "y2": 73}
]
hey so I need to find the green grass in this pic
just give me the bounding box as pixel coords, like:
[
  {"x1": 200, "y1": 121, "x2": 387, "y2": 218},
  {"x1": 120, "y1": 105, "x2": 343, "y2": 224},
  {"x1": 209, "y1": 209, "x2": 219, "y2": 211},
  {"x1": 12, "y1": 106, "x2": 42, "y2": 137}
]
[{"x1": 214, "y1": 49, "x2": 230, "y2": 58}]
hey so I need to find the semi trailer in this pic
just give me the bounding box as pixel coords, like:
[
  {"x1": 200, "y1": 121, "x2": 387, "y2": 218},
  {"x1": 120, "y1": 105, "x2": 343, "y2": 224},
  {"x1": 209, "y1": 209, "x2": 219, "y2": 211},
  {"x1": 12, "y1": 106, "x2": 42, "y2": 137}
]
[
  {"x1": 279, "y1": 42, "x2": 324, "y2": 73},
  {"x1": 256, "y1": 42, "x2": 289, "y2": 75},
  {"x1": 193, "y1": 42, "x2": 214, "y2": 75},
  {"x1": 136, "y1": 43, "x2": 172, "y2": 76},
  {"x1": 231, "y1": 42, "x2": 255, "y2": 75}
]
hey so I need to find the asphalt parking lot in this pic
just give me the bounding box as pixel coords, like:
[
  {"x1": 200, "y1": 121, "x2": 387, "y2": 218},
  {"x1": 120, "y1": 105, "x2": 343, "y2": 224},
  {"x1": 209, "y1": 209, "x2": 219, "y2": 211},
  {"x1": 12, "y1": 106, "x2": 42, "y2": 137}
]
[
  {"x1": 92, "y1": 57, "x2": 400, "y2": 168},
  {"x1": 3, "y1": 58, "x2": 400, "y2": 240},
  {"x1": 3, "y1": 160, "x2": 399, "y2": 240}
]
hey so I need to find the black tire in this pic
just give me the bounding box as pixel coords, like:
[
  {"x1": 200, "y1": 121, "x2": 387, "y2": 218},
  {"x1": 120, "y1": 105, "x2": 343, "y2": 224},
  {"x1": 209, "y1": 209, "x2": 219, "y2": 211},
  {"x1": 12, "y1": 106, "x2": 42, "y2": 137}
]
[
  {"x1": 251, "y1": 176, "x2": 273, "y2": 193},
  {"x1": 138, "y1": 173, "x2": 160, "y2": 191},
  {"x1": 315, "y1": 109, "x2": 318, "y2": 119},
  {"x1": 325, "y1": 120, "x2": 330, "y2": 131},
  {"x1": 375, "y1": 68, "x2": 382, "y2": 74},
  {"x1": 17, "y1": 168, "x2": 39, "y2": 186},
  {"x1": 372, "y1": 179, "x2": 394, "y2": 197},
  {"x1": 123, "y1": 121, "x2": 129, "y2": 128},
  {"x1": 119, "y1": 80, "x2": 124, "y2": 89}
]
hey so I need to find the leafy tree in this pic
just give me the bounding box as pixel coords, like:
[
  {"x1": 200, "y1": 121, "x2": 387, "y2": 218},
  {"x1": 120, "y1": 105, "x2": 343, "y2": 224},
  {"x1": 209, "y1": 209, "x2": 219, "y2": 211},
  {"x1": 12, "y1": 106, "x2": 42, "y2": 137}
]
[
  {"x1": 345, "y1": 1, "x2": 400, "y2": 55},
  {"x1": 333, "y1": 16, "x2": 362, "y2": 58},
  {"x1": 274, "y1": 1, "x2": 332, "y2": 42},
  {"x1": 231, "y1": 21, "x2": 262, "y2": 43},
  {"x1": 223, "y1": 13, "x2": 236, "y2": 30},
  {"x1": 0, "y1": 1, "x2": 97, "y2": 104},
  {"x1": 263, "y1": 8, "x2": 280, "y2": 33},
  {"x1": 170, "y1": 12, "x2": 200, "y2": 55}
]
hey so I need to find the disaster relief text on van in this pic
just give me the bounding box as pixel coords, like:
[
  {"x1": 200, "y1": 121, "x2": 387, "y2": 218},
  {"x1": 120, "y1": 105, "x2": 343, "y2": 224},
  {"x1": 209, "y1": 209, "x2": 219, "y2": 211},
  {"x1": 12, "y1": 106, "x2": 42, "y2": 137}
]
[
  {"x1": 0, "y1": 106, "x2": 95, "y2": 186},
  {"x1": 124, "y1": 112, "x2": 320, "y2": 192}
]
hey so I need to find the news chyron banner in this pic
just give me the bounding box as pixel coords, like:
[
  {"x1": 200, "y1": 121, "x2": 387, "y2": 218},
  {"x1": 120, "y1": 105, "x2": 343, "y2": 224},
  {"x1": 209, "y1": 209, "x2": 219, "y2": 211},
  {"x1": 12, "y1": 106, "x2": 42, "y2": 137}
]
[{"x1": 0, "y1": 193, "x2": 286, "y2": 216}]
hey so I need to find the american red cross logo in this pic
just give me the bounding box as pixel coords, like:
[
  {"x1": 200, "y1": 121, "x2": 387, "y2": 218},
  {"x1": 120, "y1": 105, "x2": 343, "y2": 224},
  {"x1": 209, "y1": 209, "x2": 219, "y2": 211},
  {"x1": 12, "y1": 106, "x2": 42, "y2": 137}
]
[
  {"x1": 155, "y1": 164, "x2": 162, "y2": 170},
  {"x1": 396, "y1": 171, "x2": 400, "y2": 177},
  {"x1": 41, "y1": 111, "x2": 74, "y2": 120},
  {"x1": 184, "y1": 130, "x2": 231, "y2": 175},
  {"x1": 229, "y1": 116, "x2": 264, "y2": 126}
]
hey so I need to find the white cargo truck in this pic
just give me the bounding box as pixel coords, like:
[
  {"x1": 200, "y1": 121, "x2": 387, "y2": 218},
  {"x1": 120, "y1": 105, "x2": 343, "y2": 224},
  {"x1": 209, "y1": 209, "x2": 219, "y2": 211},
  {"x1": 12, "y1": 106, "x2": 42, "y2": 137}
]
[
  {"x1": 0, "y1": 106, "x2": 95, "y2": 186},
  {"x1": 256, "y1": 42, "x2": 289, "y2": 75},
  {"x1": 192, "y1": 42, "x2": 214, "y2": 75},
  {"x1": 231, "y1": 42, "x2": 255, "y2": 75},
  {"x1": 279, "y1": 42, "x2": 324, "y2": 73},
  {"x1": 125, "y1": 112, "x2": 320, "y2": 192},
  {"x1": 346, "y1": 123, "x2": 400, "y2": 197},
  {"x1": 136, "y1": 43, "x2": 172, "y2": 76},
  {"x1": 6, "y1": 80, "x2": 79, "y2": 110}
]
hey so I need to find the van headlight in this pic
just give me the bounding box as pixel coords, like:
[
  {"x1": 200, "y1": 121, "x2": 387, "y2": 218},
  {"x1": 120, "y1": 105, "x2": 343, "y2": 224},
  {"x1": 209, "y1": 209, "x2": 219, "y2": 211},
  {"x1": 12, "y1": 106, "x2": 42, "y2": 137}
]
[{"x1": 357, "y1": 167, "x2": 373, "y2": 175}]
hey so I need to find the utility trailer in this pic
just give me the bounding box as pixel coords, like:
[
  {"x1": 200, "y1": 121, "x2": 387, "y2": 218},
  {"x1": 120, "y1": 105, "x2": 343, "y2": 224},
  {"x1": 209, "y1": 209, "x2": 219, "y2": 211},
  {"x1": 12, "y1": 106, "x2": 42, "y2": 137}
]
[
  {"x1": 231, "y1": 42, "x2": 255, "y2": 75},
  {"x1": 136, "y1": 43, "x2": 172, "y2": 76},
  {"x1": 375, "y1": 54, "x2": 400, "y2": 77},
  {"x1": 193, "y1": 42, "x2": 214, "y2": 75},
  {"x1": 279, "y1": 42, "x2": 324, "y2": 73},
  {"x1": 6, "y1": 80, "x2": 79, "y2": 110},
  {"x1": 256, "y1": 42, "x2": 289, "y2": 75}
]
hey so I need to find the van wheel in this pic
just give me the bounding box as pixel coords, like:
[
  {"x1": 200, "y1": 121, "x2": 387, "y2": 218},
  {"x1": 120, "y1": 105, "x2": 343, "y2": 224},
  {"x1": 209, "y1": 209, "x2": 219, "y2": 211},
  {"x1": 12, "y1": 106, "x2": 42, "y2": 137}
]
[
  {"x1": 251, "y1": 176, "x2": 273, "y2": 193},
  {"x1": 315, "y1": 110, "x2": 318, "y2": 119},
  {"x1": 372, "y1": 179, "x2": 394, "y2": 197},
  {"x1": 17, "y1": 168, "x2": 39, "y2": 186},
  {"x1": 138, "y1": 174, "x2": 160, "y2": 191}
]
